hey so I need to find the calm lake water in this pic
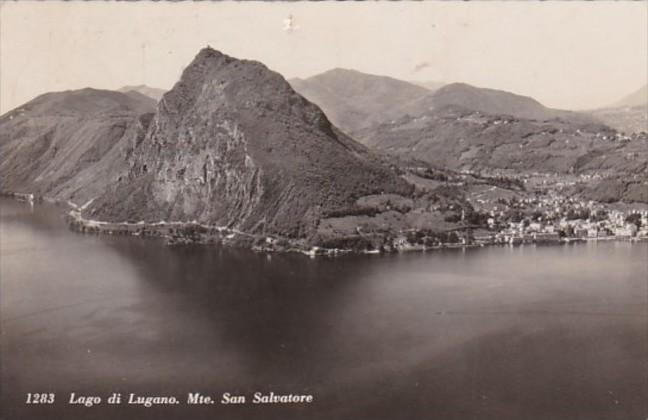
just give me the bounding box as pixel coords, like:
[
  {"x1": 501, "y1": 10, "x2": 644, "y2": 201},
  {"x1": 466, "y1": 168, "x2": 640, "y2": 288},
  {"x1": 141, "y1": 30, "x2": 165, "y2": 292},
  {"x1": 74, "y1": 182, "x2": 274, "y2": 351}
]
[{"x1": 1, "y1": 198, "x2": 647, "y2": 420}]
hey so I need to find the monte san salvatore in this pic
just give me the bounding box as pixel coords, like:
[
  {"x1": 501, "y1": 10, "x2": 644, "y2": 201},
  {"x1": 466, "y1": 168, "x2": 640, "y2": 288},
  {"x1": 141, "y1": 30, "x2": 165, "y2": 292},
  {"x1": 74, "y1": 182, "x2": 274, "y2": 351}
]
[{"x1": 78, "y1": 47, "x2": 418, "y2": 248}]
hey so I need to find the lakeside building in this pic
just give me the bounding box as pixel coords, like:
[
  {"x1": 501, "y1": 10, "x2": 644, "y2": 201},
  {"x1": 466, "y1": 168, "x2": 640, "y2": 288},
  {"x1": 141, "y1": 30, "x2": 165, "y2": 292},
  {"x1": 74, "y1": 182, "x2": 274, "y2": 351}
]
[
  {"x1": 534, "y1": 232, "x2": 561, "y2": 243},
  {"x1": 615, "y1": 224, "x2": 638, "y2": 238}
]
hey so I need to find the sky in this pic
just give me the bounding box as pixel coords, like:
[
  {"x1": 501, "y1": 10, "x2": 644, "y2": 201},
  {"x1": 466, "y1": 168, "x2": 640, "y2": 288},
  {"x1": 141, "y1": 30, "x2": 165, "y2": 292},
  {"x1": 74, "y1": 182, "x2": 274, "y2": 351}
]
[{"x1": 1, "y1": 1, "x2": 646, "y2": 112}]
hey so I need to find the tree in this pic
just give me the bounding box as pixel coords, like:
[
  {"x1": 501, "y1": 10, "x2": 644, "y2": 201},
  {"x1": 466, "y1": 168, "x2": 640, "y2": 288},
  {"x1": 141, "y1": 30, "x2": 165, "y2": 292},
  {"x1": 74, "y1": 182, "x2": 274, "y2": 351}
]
[
  {"x1": 625, "y1": 213, "x2": 642, "y2": 229},
  {"x1": 531, "y1": 210, "x2": 543, "y2": 221},
  {"x1": 591, "y1": 209, "x2": 608, "y2": 222},
  {"x1": 444, "y1": 213, "x2": 462, "y2": 223}
]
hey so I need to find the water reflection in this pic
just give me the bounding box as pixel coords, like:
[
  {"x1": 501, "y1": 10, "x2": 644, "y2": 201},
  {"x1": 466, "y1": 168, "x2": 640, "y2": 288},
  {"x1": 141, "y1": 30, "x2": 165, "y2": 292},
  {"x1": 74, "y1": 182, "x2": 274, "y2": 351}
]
[{"x1": 1, "y1": 199, "x2": 647, "y2": 420}]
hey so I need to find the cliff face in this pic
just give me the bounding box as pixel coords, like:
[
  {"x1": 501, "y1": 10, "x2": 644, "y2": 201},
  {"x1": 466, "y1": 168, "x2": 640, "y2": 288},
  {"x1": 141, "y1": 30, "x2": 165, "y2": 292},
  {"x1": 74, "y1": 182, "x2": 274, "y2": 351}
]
[
  {"x1": 87, "y1": 48, "x2": 412, "y2": 239},
  {"x1": 0, "y1": 89, "x2": 154, "y2": 204}
]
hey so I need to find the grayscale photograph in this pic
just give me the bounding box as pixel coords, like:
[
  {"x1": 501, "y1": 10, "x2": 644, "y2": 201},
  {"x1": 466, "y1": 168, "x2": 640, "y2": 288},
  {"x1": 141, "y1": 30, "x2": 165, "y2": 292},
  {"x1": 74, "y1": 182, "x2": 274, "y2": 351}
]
[{"x1": 0, "y1": 1, "x2": 646, "y2": 419}]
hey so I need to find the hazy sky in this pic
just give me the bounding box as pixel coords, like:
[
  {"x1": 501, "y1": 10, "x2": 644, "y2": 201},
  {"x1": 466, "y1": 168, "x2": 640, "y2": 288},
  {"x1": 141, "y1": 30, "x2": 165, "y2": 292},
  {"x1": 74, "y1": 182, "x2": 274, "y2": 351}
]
[{"x1": 1, "y1": 1, "x2": 646, "y2": 112}]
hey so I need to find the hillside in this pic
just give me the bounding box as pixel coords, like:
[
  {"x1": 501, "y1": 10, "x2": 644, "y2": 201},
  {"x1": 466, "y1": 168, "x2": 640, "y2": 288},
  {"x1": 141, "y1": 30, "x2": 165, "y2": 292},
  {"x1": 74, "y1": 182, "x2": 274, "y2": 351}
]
[
  {"x1": 291, "y1": 70, "x2": 602, "y2": 138},
  {"x1": 406, "y1": 83, "x2": 599, "y2": 125},
  {"x1": 612, "y1": 84, "x2": 647, "y2": 108},
  {"x1": 587, "y1": 85, "x2": 647, "y2": 134},
  {"x1": 0, "y1": 88, "x2": 155, "y2": 204},
  {"x1": 360, "y1": 105, "x2": 644, "y2": 176},
  {"x1": 589, "y1": 105, "x2": 647, "y2": 134},
  {"x1": 86, "y1": 48, "x2": 422, "y2": 241},
  {"x1": 289, "y1": 69, "x2": 431, "y2": 135}
]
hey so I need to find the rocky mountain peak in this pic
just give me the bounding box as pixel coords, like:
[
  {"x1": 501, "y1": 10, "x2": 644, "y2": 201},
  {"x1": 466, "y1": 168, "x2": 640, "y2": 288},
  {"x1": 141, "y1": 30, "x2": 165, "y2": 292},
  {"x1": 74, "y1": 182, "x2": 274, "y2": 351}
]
[
  {"x1": 86, "y1": 48, "x2": 411, "y2": 239},
  {"x1": 161, "y1": 47, "x2": 335, "y2": 139}
]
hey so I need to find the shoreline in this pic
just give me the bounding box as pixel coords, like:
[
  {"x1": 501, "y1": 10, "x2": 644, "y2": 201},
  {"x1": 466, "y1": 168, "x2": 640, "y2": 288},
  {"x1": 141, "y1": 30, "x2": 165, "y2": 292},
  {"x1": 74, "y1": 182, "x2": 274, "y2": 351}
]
[{"x1": 2, "y1": 192, "x2": 646, "y2": 257}]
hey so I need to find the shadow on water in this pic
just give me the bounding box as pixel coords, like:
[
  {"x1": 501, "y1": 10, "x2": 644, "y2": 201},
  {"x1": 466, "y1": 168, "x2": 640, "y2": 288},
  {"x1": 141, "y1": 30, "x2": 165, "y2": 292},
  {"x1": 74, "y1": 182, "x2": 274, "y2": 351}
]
[
  {"x1": 0, "y1": 198, "x2": 69, "y2": 234},
  {"x1": 102, "y1": 237, "x2": 381, "y2": 381}
]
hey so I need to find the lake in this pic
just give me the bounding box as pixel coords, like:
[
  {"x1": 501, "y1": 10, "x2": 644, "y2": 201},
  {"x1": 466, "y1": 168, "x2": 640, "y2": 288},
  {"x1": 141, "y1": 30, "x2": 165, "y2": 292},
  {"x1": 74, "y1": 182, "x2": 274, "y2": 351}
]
[{"x1": 1, "y1": 198, "x2": 646, "y2": 420}]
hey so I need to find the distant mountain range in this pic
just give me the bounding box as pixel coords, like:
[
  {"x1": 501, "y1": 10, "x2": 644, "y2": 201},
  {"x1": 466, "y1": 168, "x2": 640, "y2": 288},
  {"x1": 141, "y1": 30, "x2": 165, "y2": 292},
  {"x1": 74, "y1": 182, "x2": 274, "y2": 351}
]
[
  {"x1": 118, "y1": 85, "x2": 167, "y2": 102},
  {"x1": 290, "y1": 69, "x2": 432, "y2": 135},
  {"x1": 1, "y1": 52, "x2": 646, "y2": 253},
  {"x1": 291, "y1": 69, "x2": 641, "y2": 176},
  {"x1": 292, "y1": 69, "x2": 646, "y2": 204},
  {"x1": 411, "y1": 82, "x2": 600, "y2": 124},
  {"x1": 589, "y1": 105, "x2": 647, "y2": 135},
  {"x1": 291, "y1": 70, "x2": 602, "y2": 138},
  {"x1": 587, "y1": 84, "x2": 647, "y2": 134},
  {"x1": 360, "y1": 105, "x2": 644, "y2": 176}
]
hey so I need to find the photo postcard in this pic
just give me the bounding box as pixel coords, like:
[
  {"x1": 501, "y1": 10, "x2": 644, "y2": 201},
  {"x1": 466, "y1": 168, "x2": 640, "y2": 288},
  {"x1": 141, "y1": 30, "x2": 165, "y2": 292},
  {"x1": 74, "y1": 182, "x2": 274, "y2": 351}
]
[{"x1": 0, "y1": 1, "x2": 647, "y2": 419}]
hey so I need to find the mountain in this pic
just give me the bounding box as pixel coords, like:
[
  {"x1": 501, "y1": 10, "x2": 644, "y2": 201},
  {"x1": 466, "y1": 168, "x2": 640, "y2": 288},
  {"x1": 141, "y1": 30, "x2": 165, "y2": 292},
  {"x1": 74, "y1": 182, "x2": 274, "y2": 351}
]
[
  {"x1": 341, "y1": 79, "x2": 643, "y2": 180},
  {"x1": 118, "y1": 85, "x2": 167, "y2": 102},
  {"x1": 407, "y1": 83, "x2": 598, "y2": 124},
  {"x1": 612, "y1": 84, "x2": 647, "y2": 108},
  {"x1": 289, "y1": 69, "x2": 431, "y2": 135},
  {"x1": 0, "y1": 88, "x2": 155, "y2": 203},
  {"x1": 589, "y1": 105, "x2": 647, "y2": 134},
  {"x1": 86, "y1": 48, "x2": 416, "y2": 241},
  {"x1": 120, "y1": 90, "x2": 159, "y2": 108},
  {"x1": 291, "y1": 71, "x2": 601, "y2": 137},
  {"x1": 588, "y1": 85, "x2": 647, "y2": 134},
  {"x1": 577, "y1": 174, "x2": 648, "y2": 204}
]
